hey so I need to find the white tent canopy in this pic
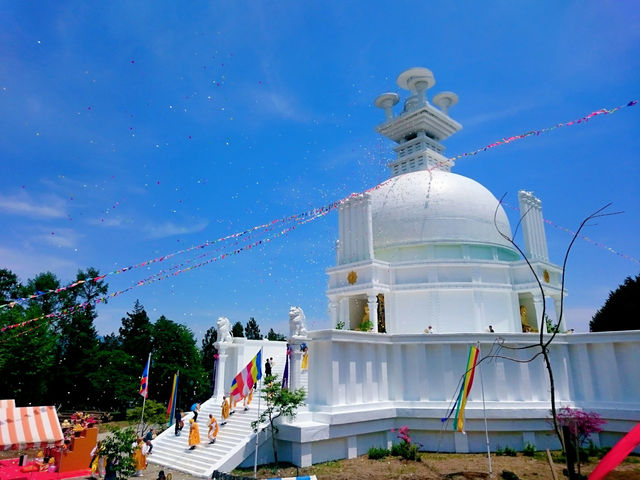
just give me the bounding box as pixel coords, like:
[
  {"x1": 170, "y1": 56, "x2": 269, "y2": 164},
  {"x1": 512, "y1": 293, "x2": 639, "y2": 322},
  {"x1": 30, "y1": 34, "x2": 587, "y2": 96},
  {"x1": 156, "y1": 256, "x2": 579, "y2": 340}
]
[{"x1": 0, "y1": 400, "x2": 64, "y2": 451}]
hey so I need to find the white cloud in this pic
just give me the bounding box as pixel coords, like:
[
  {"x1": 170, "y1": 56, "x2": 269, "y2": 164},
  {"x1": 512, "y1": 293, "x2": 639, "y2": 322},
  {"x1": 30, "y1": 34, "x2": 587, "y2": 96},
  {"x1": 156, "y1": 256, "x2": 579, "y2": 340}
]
[
  {"x1": 144, "y1": 220, "x2": 209, "y2": 239},
  {"x1": 246, "y1": 85, "x2": 312, "y2": 124},
  {"x1": 0, "y1": 192, "x2": 67, "y2": 219},
  {"x1": 0, "y1": 246, "x2": 78, "y2": 280},
  {"x1": 463, "y1": 103, "x2": 535, "y2": 128},
  {"x1": 40, "y1": 228, "x2": 81, "y2": 248}
]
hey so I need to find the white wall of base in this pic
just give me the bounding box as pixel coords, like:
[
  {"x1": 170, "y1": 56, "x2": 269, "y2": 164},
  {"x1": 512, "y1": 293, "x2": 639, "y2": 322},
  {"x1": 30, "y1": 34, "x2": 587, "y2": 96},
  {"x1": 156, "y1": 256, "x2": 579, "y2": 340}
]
[{"x1": 223, "y1": 330, "x2": 640, "y2": 468}]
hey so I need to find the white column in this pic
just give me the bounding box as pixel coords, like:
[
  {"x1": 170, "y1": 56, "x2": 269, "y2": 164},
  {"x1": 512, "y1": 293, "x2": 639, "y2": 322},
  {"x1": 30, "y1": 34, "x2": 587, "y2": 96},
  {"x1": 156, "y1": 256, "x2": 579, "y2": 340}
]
[
  {"x1": 553, "y1": 297, "x2": 566, "y2": 332},
  {"x1": 329, "y1": 299, "x2": 339, "y2": 328},
  {"x1": 337, "y1": 204, "x2": 345, "y2": 264},
  {"x1": 213, "y1": 343, "x2": 228, "y2": 400},
  {"x1": 347, "y1": 436, "x2": 358, "y2": 459},
  {"x1": 364, "y1": 194, "x2": 374, "y2": 260},
  {"x1": 518, "y1": 191, "x2": 549, "y2": 261},
  {"x1": 367, "y1": 294, "x2": 379, "y2": 333},
  {"x1": 289, "y1": 337, "x2": 306, "y2": 391},
  {"x1": 532, "y1": 294, "x2": 546, "y2": 333}
]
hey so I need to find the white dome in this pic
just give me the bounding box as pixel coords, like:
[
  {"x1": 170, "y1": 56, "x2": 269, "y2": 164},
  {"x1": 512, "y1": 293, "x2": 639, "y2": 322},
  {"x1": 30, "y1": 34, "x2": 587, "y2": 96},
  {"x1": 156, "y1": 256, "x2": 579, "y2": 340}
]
[{"x1": 370, "y1": 170, "x2": 515, "y2": 253}]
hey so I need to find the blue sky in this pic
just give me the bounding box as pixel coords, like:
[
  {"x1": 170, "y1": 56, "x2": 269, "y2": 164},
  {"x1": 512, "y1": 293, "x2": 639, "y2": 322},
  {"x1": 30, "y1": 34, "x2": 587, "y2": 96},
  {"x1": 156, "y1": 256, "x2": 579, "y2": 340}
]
[{"x1": 1, "y1": 1, "x2": 638, "y2": 339}]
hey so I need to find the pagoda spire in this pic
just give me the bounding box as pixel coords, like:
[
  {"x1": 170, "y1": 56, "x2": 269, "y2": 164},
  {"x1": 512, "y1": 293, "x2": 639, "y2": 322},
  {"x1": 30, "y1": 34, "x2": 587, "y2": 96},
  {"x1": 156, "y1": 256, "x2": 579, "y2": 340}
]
[{"x1": 374, "y1": 67, "x2": 462, "y2": 177}]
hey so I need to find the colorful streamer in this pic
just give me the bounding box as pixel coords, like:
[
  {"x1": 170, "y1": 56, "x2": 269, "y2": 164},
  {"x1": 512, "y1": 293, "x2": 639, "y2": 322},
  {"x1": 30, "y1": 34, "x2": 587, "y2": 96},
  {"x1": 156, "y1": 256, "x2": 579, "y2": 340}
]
[
  {"x1": 2, "y1": 99, "x2": 637, "y2": 321},
  {"x1": 442, "y1": 345, "x2": 480, "y2": 433},
  {"x1": 450, "y1": 100, "x2": 637, "y2": 161},
  {"x1": 167, "y1": 371, "x2": 179, "y2": 426},
  {"x1": 0, "y1": 204, "x2": 339, "y2": 309},
  {"x1": 502, "y1": 202, "x2": 639, "y2": 265},
  {"x1": 0, "y1": 204, "x2": 335, "y2": 334}
]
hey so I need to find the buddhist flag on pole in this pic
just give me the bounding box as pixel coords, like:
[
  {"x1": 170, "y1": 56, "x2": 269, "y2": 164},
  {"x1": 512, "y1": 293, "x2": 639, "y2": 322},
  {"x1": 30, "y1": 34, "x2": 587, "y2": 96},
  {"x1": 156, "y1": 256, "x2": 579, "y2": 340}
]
[
  {"x1": 167, "y1": 371, "x2": 179, "y2": 426},
  {"x1": 230, "y1": 349, "x2": 262, "y2": 404},
  {"x1": 453, "y1": 345, "x2": 479, "y2": 432},
  {"x1": 139, "y1": 355, "x2": 150, "y2": 398},
  {"x1": 441, "y1": 345, "x2": 480, "y2": 433}
]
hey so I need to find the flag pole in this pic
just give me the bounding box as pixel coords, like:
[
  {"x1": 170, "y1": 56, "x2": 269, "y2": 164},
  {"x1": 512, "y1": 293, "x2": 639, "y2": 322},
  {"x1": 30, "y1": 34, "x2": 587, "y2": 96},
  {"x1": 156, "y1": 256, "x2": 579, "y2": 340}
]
[
  {"x1": 477, "y1": 342, "x2": 492, "y2": 477},
  {"x1": 139, "y1": 352, "x2": 151, "y2": 435},
  {"x1": 253, "y1": 347, "x2": 263, "y2": 479}
]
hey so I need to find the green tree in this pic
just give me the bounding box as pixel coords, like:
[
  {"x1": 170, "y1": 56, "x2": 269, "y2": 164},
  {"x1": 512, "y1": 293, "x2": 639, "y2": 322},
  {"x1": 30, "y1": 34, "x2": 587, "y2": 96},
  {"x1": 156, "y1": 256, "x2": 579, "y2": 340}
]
[
  {"x1": 0, "y1": 268, "x2": 21, "y2": 305},
  {"x1": 51, "y1": 267, "x2": 108, "y2": 408},
  {"x1": 267, "y1": 328, "x2": 287, "y2": 341},
  {"x1": 88, "y1": 347, "x2": 139, "y2": 415},
  {"x1": 232, "y1": 321, "x2": 244, "y2": 338},
  {"x1": 590, "y1": 274, "x2": 640, "y2": 332},
  {"x1": 152, "y1": 316, "x2": 208, "y2": 409},
  {"x1": 25, "y1": 271, "x2": 64, "y2": 316},
  {"x1": 101, "y1": 427, "x2": 137, "y2": 479},
  {"x1": 119, "y1": 300, "x2": 153, "y2": 365},
  {"x1": 245, "y1": 317, "x2": 262, "y2": 339},
  {"x1": 0, "y1": 302, "x2": 58, "y2": 405},
  {"x1": 201, "y1": 326, "x2": 218, "y2": 395},
  {"x1": 251, "y1": 374, "x2": 305, "y2": 467},
  {"x1": 126, "y1": 399, "x2": 169, "y2": 434}
]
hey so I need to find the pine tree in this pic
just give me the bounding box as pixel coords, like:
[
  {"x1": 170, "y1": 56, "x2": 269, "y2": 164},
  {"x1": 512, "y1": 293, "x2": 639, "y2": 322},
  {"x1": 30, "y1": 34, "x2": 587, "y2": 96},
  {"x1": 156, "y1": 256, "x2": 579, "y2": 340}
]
[
  {"x1": 119, "y1": 300, "x2": 153, "y2": 365},
  {"x1": 232, "y1": 321, "x2": 244, "y2": 338},
  {"x1": 590, "y1": 274, "x2": 640, "y2": 332},
  {"x1": 245, "y1": 317, "x2": 262, "y2": 339},
  {"x1": 201, "y1": 326, "x2": 218, "y2": 373},
  {"x1": 51, "y1": 267, "x2": 107, "y2": 408},
  {"x1": 267, "y1": 328, "x2": 287, "y2": 341}
]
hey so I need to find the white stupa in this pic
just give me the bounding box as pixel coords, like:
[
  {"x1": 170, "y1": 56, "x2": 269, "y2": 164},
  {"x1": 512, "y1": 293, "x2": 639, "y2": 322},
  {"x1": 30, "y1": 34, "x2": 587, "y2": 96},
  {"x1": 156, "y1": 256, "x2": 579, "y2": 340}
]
[
  {"x1": 327, "y1": 67, "x2": 565, "y2": 335},
  {"x1": 149, "y1": 68, "x2": 640, "y2": 477}
]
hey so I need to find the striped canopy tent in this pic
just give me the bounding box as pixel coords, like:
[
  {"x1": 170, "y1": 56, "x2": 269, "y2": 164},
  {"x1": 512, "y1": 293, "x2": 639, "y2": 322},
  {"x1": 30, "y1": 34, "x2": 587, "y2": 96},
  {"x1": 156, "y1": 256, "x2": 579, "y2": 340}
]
[{"x1": 0, "y1": 399, "x2": 64, "y2": 451}]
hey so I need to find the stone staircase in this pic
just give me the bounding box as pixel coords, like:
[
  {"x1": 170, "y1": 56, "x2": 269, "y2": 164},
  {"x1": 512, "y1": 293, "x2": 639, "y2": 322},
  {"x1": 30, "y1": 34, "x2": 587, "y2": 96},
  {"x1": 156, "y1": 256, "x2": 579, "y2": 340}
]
[{"x1": 148, "y1": 348, "x2": 295, "y2": 477}]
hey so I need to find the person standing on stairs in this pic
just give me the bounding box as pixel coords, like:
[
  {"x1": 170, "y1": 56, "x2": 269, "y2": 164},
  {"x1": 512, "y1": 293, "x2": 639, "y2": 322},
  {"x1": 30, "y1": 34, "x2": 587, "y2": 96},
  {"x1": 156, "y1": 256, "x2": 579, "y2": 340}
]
[
  {"x1": 243, "y1": 386, "x2": 253, "y2": 411},
  {"x1": 265, "y1": 358, "x2": 272, "y2": 377},
  {"x1": 174, "y1": 409, "x2": 183, "y2": 436},
  {"x1": 221, "y1": 395, "x2": 230, "y2": 425},
  {"x1": 190, "y1": 402, "x2": 200, "y2": 422},
  {"x1": 207, "y1": 414, "x2": 219, "y2": 444},
  {"x1": 188, "y1": 418, "x2": 200, "y2": 450}
]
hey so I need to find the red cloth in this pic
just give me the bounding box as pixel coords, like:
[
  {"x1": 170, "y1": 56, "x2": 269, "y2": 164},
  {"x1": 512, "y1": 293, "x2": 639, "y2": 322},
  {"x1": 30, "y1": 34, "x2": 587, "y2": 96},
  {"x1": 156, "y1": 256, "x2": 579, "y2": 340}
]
[
  {"x1": 0, "y1": 458, "x2": 89, "y2": 480},
  {"x1": 589, "y1": 423, "x2": 640, "y2": 480}
]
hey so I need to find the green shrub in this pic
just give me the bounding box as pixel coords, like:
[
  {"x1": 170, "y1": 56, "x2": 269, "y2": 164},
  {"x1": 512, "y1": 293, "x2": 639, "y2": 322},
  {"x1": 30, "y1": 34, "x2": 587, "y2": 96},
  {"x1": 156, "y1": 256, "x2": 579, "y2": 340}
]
[
  {"x1": 504, "y1": 446, "x2": 517, "y2": 457},
  {"x1": 522, "y1": 442, "x2": 536, "y2": 457},
  {"x1": 368, "y1": 446, "x2": 389, "y2": 460},
  {"x1": 389, "y1": 426, "x2": 421, "y2": 461},
  {"x1": 390, "y1": 441, "x2": 420, "y2": 461},
  {"x1": 356, "y1": 320, "x2": 373, "y2": 332},
  {"x1": 496, "y1": 446, "x2": 517, "y2": 456}
]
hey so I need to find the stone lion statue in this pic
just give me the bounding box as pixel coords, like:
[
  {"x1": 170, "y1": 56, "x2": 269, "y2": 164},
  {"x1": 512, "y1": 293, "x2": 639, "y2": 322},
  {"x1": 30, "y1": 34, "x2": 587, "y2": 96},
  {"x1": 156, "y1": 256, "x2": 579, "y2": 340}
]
[
  {"x1": 216, "y1": 316, "x2": 233, "y2": 344},
  {"x1": 289, "y1": 306, "x2": 308, "y2": 338}
]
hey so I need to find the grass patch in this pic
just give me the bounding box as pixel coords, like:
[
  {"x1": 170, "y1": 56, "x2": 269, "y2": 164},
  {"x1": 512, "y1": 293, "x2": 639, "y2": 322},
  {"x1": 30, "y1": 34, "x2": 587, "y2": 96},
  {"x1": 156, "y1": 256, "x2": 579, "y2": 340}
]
[{"x1": 367, "y1": 446, "x2": 389, "y2": 460}]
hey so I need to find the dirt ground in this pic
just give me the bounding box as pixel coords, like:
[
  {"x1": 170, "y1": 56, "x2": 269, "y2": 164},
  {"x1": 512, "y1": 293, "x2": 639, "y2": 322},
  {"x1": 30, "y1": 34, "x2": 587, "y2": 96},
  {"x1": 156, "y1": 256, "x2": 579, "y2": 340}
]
[
  {"x1": 235, "y1": 452, "x2": 640, "y2": 480},
  {"x1": 3, "y1": 449, "x2": 639, "y2": 479}
]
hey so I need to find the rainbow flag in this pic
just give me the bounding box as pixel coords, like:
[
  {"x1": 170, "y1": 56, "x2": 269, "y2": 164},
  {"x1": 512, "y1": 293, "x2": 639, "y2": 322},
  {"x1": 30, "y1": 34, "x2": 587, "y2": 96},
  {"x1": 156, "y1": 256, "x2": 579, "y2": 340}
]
[
  {"x1": 453, "y1": 345, "x2": 479, "y2": 432},
  {"x1": 441, "y1": 345, "x2": 480, "y2": 433},
  {"x1": 230, "y1": 349, "x2": 262, "y2": 404},
  {"x1": 139, "y1": 355, "x2": 150, "y2": 398},
  {"x1": 167, "y1": 371, "x2": 179, "y2": 426}
]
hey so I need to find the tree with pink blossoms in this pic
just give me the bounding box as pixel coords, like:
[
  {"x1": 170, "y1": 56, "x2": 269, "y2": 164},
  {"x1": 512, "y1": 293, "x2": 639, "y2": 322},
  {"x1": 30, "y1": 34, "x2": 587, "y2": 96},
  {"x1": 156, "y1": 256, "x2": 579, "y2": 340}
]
[{"x1": 556, "y1": 407, "x2": 607, "y2": 448}]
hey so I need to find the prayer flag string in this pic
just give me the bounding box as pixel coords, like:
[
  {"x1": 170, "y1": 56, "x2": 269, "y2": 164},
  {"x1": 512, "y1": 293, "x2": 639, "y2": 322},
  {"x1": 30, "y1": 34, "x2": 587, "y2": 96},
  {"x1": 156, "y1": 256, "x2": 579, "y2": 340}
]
[
  {"x1": 502, "y1": 202, "x2": 639, "y2": 265},
  {"x1": 1, "y1": 100, "x2": 637, "y2": 313},
  {"x1": 0, "y1": 205, "x2": 334, "y2": 334}
]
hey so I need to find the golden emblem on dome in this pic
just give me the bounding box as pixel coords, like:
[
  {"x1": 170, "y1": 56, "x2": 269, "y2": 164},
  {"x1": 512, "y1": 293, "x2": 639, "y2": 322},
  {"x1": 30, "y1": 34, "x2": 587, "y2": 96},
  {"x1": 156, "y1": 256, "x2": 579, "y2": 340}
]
[
  {"x1": 347, "y1": 271, "x2": 358, "y2": 284},
  {"x1": 543, "y1": 269, "x2": 550, "y2": 283}
]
